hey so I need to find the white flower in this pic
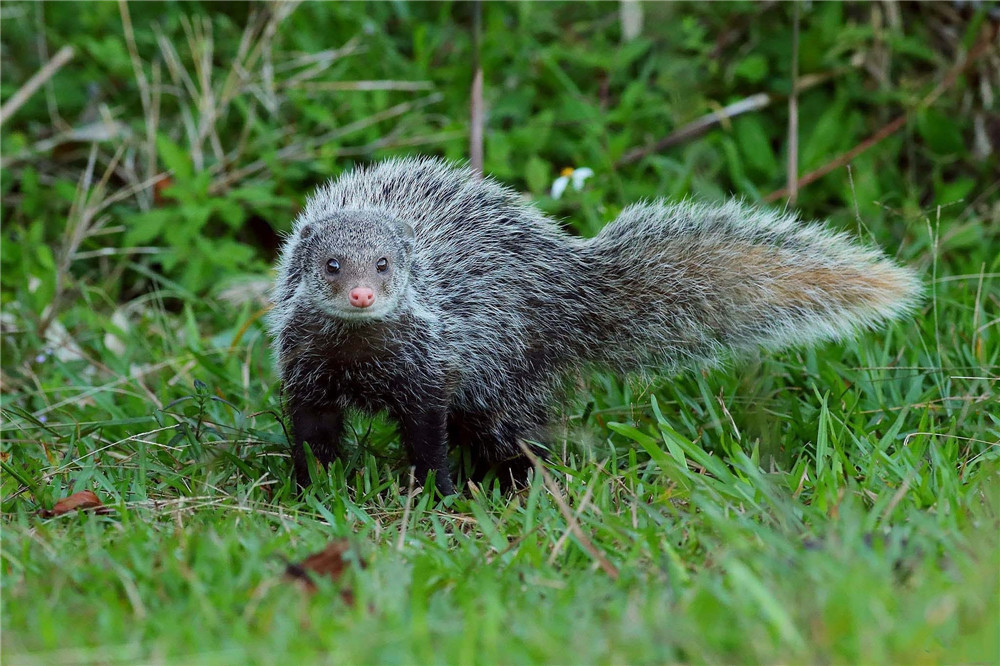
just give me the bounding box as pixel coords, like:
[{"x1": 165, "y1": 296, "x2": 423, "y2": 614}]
[{"x1": 550, "y1": 166, "x2": 594, "y2": 199}]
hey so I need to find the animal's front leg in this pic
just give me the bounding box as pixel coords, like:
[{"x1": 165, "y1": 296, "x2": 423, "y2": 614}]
[
  {"x1": 291, "y1": 403, "x2": 344, "y2": 489},
  {"x1": 396, "y1": 405, "x2": 456, "y2": 496}
]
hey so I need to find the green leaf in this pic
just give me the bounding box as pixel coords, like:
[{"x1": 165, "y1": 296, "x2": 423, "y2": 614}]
[
  {"x1": 214, "y1": 199, "x2": 246, "y2": 228},
  {"x1": 917, "y1": 109, "x2": 964, "y2": 155},
  {"x1": 33, "y1": 243, "x2": 55, "y2": 271},
  {"x1": 734, "y1": 116, "x2": 779, "y2": 179},
  {"x1": 524, "y1": 156, "x2": 550, "y2": 195},
  {"x1": 734, "y1": 54, "x2": 768, "y2": 83},
  {"x1": 156, "y1": 134, "x2": 194, "y2": 181},
  {"x1": 935, "y1": 176, "x2": 976, "y2": 206},
  {"x1": 124, "y1": 209, "x2": 172, "y2": 245},
  {"x1": 801, "y1": 99, "x2": 849, "y2": 170}
]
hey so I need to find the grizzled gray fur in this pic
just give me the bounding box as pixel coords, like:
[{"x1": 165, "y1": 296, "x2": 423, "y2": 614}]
[{"x1": 267, "y1": 157, "x2": 921, "y2": 495}]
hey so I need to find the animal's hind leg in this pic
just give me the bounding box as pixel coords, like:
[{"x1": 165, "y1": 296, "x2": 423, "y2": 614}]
[
  {"x1": 489, "y1": 432, "x2": 547, "y2": 490},
  {"x1": 447, "y1": 411, "x2": 489, "y2": 483},
  {"x1": 396, "y1": 404, "x2": 456, "y2": 496},
  {"x1": 448, "y1": 410, "x2": 547, "y2": 490}
]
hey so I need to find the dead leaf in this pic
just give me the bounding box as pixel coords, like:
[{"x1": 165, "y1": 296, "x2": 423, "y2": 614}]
[
  {"x1": 39, "y1": 489, "x2": 107, "y2": 517},
  {"x1": 284, "y1": 539, "x2": 363, "y2": 603},
  {"x1": 153, "y1": 176, "x2": 173, "y2": 205}
]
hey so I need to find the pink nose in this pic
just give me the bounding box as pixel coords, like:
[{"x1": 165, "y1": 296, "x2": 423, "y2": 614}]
[{"x1": 348, "y1": 287, "x2": 375, "y2": 308}]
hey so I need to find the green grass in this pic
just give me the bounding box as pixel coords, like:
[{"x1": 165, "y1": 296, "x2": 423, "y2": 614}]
[{"x1": 2, "y1": 2, "x2": 999, "y2": 664}]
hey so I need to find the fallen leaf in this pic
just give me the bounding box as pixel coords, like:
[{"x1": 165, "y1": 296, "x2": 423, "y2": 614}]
[
  {"x1": 284, "y1": 539, "x2": 363, "y2": 603},
  {"x1": 39, "y1": 489, "x2": 107, "y2": 517}
]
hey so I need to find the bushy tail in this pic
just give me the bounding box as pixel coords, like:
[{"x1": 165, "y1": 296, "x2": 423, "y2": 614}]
[{"x1": 581, "y1": 200, "x2": 922, "y2": 373}]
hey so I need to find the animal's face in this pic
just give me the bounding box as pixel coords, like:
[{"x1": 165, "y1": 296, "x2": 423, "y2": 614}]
[{"x1": 298, "y1": 210, "x2": 415, "y2": 322}]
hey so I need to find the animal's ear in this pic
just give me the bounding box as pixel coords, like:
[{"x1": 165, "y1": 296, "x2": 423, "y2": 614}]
[
  {"x1": 397, "y1": 221, "x2": 416, "y2": 251},
  {"x1": 299, "y1": 223, "x2": 314, "y2": 239}
]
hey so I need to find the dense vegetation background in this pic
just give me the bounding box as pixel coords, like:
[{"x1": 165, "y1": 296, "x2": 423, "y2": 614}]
[{"x1": 2, "y1": 2, "x2": 998, "y2": 663}]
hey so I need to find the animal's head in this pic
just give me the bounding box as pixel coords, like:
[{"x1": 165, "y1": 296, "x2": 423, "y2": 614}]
[{"x1": 287, "y1": 209, "x2": 416, "y2": 322}]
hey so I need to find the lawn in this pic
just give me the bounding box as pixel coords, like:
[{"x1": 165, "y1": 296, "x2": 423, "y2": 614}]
[{"x1": 2, "y1": 2, "x2": 998, "y2": 664}]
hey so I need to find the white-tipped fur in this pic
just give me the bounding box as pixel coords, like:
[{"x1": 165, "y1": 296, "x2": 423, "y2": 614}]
[
  {"x1": 267, "y1": 157, "x2": 921, "y2": 459},
  {"x1": 585, "y1": 198, "x2": 923, "y2": 373}
]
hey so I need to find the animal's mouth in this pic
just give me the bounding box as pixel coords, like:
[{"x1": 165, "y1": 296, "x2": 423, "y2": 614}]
[{"x1": 314, "y1": 296, "x2": 396, "y2": 323}]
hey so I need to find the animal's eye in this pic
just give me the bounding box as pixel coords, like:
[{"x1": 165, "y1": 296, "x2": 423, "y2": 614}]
[
  {"x1": 376, "y1": 257, "x2": 389, "y2": 272},
  {"x1": 326, "y1": 258, "x2": 340, "y2": 274}
]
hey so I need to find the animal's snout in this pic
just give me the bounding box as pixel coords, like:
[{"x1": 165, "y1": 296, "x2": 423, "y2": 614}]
[{"x1": 348, "y1": 287, "x2": 376, "y2": 308}]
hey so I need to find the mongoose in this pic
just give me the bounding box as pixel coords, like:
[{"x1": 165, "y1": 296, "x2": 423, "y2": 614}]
[{"x1": 267, "y1": 157, "x2": 921, "y2": 495}]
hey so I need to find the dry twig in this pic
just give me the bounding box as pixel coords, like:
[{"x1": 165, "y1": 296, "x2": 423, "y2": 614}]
[
  {"x1": 786, "y1": 3, "x2": 801, "y2": 205},
  {"x1": 0, "y1": 45, "x2": 74, "y2": 127},
  {"x1": 617, "y1": 93, "x2": 771, "y2": 166},
  {"x1": 469, "y1": 0, "x2": 485, "y2": 176},
  {"x1": 518, "y1": 442, "x2": 620, "y2": 580}
]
